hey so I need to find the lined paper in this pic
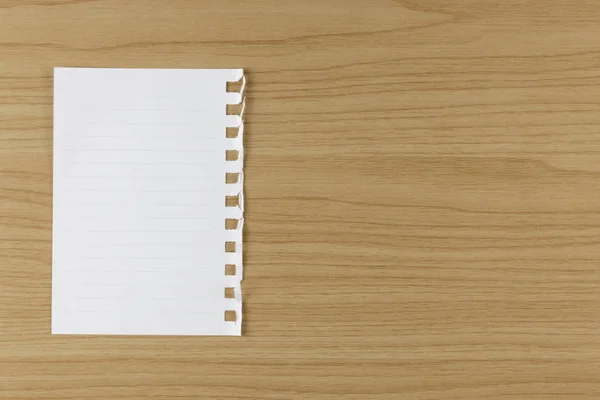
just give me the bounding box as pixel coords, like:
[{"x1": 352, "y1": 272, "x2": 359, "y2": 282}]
[{"x1": 52, "y1": 67, "x2": 243, "y2": 336}]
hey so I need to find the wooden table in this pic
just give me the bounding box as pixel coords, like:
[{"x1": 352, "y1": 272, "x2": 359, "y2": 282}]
[{"x1": 1, "y1": 1, "x2": 599, "y2": 399}]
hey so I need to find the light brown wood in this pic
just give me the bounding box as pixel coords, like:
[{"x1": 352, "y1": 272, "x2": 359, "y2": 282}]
[{"x1": 1, "y1": 0, "x2": 600, "y2": 399}]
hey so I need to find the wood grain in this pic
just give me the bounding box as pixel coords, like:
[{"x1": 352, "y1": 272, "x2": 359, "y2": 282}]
[{"x1": 1, "y1": 0, "x2": 600, "y2": 398}]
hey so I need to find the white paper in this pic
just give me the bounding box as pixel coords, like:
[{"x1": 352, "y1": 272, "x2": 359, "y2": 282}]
[{"x1": 52, "y1": 68, "x2": 244, "y2": 335}]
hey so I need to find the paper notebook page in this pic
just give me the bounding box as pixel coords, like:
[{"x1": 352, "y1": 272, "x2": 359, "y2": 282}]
[{"x1": 52, "y1": 68, "x2": 243, "y2": 336}]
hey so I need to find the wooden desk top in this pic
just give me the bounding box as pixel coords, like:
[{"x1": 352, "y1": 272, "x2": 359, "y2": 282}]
[{"x1": 1, "y1": 1, "x2": 599, "y2": 399}]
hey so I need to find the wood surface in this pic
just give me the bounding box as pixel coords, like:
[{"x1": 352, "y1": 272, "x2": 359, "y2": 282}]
[{"x1": 1, "y1": 0, "x2": 600, "y2": 399}]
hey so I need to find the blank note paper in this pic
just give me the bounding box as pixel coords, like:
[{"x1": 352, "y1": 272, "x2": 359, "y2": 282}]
[{"x1": 52, "y1": 68, "x2": 244, "y2": 335}]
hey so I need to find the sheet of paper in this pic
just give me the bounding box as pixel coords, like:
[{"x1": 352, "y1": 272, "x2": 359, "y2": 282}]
[{"x1": 52, "y1": 67, "x2": 244, "y2": 335}]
